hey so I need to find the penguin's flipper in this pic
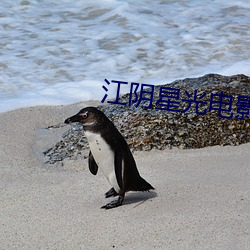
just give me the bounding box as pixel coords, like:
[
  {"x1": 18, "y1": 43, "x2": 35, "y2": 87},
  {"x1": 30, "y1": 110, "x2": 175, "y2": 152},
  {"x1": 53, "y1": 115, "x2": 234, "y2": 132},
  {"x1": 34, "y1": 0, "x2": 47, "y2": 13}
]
[
  {"x1": 105, "y1": 187, "x2": 118, "y2": 198},
  {"x1": 88, "y1": 151, "x2": 98, "y2": 175},
  {"x1": 114, "y1": 146, "x2": 124, "y2": 190}
]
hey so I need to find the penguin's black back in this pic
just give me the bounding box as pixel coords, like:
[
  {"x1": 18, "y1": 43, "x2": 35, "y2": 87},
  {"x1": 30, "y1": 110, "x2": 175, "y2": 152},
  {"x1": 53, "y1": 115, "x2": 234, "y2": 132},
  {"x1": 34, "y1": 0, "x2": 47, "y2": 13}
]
[{"x1": 97, "y1": 113, "x2": 154, "y2": 192}]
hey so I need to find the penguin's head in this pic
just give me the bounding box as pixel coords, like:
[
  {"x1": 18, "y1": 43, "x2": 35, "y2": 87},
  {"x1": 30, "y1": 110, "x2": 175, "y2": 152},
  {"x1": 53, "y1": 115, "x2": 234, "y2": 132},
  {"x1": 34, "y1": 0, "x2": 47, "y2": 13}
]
[{"x1": 65, "y1": 107, "x2": 108, "y2": 129}]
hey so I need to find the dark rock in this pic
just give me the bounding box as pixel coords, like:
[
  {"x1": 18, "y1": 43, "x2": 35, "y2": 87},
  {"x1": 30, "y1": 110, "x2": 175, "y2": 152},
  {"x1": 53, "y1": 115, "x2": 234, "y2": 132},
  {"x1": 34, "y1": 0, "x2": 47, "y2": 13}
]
[{"x1": 43, "y1": 74, "x2": 250, "y2": 164}]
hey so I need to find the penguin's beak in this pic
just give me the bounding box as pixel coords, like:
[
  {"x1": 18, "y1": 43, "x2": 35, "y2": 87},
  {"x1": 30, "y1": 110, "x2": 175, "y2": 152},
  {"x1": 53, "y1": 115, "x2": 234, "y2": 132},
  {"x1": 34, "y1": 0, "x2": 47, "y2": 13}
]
[{"x1": 64, "y1": 114, "x2": 81, "y2": 124}]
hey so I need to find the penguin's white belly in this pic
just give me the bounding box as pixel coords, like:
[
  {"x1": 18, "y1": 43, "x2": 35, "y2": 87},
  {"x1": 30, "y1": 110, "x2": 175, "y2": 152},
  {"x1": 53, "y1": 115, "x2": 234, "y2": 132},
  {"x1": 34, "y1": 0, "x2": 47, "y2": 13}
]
[{"x1": 85, "y1": 131, "x2": 120, "y2": 193}]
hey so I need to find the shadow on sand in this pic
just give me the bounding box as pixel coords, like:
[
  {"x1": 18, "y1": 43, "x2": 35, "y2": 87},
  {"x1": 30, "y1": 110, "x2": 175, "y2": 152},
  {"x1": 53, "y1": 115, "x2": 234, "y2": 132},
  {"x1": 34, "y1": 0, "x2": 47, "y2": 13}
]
[{"x1": 122, "y1": 190, "x2": 157, "y2": 208}]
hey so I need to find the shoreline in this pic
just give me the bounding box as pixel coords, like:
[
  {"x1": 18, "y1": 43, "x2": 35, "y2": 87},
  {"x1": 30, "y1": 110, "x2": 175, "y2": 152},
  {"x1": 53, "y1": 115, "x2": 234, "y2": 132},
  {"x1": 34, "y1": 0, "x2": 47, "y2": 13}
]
[{"x1": 0, "y1": 102, "x2": 249, "y2": 249}]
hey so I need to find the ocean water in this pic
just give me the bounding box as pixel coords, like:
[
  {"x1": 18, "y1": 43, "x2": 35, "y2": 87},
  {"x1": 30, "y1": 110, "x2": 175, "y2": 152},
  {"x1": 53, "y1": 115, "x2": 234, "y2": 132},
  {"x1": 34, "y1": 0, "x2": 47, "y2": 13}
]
[{"x1": 0, "y1": 0, "x2": 250, "y2": 112}]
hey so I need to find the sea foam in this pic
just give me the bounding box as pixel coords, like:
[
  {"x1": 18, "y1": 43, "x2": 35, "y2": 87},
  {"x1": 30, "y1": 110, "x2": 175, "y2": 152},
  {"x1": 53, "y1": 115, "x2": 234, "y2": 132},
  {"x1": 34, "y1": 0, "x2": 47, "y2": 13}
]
[{"x1": 0, "y1": 0, "x2": 249, "y2": 112}]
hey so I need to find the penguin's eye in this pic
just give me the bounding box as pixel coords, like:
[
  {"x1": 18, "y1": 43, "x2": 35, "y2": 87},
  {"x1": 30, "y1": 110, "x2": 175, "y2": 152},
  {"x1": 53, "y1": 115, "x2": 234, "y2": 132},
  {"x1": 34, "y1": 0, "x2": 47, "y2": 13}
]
[{"x1": 79, "y1": 112, "x2": 88, "y2": 119}]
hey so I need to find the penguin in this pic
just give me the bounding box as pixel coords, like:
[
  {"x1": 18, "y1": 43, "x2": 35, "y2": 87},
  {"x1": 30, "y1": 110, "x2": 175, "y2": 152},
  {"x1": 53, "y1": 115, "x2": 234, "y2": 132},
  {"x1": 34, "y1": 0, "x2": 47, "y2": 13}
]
[{"x1": 65, "y1": 107, "x2": 154, "y2": 209}]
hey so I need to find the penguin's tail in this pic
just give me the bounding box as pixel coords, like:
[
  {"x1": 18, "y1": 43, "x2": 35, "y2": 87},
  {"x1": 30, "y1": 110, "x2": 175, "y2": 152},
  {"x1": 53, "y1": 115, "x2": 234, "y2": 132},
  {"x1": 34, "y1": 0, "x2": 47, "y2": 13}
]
[{"x1": 132, "y1": 176, "x2": 154, "y2": 192}]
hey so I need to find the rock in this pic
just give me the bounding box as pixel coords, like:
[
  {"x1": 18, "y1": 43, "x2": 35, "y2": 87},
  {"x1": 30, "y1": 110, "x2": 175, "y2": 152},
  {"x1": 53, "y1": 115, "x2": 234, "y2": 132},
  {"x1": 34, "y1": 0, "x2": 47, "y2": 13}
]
[{"x1": 43, "y1": 74, "x2": 250, "y2": 164}]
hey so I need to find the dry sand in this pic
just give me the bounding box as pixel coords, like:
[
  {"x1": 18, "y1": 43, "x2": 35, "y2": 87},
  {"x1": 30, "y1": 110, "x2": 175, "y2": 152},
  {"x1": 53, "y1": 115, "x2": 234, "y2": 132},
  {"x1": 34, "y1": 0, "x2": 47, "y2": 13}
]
[{"x1": 0, "y1": 102, "x2": 249, "y2": 249}]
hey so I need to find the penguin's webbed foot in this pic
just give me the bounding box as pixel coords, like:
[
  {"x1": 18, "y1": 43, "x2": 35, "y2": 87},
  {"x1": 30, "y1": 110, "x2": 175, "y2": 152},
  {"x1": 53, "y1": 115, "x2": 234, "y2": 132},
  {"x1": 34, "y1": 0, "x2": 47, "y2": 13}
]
[
  {"x1": 101, "y1": 196, "x2": 124, "y2": 209},
  {"x1": 105, "y1": 187, "x2": 118, "y2": 198}
]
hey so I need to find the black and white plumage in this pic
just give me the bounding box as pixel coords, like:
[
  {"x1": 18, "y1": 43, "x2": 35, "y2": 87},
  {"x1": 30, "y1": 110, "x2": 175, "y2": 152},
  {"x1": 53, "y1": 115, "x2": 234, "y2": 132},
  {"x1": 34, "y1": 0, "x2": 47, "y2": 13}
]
[{"x1": 65, "y1": 107, "x2": 154, "y2": 209}]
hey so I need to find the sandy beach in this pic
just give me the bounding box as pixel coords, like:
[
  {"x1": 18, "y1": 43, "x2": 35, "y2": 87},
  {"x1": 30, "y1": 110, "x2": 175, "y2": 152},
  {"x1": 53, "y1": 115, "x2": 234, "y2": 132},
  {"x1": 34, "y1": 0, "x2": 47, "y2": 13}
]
[{"x1": 0, "y1": 102, "x2": 249, "y2": 249}]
